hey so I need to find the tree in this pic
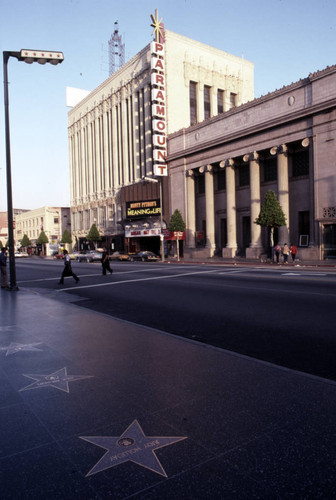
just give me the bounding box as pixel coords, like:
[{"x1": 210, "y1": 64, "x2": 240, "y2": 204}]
[
  {"x1": 168, "y1": 209, "x2": 186, "y2": 232},
  {"x1": 86, "y1": 224, "x2": 101, "y2": 249},
  {"x1": 0, "y1": 241, "x2": 3, "y2": 249},
  {"x1": 61, "y1": 229, "x2": 72, "y2": 245},
  {"x1": 37, "y1": 230, "x2": 49, "y2": 256},
  {"x1": 168, "y1": 209, "x2": 186, "y2": 260},
  {"x1": 21, "y1": 234, "x2": 31, "y2": 248},
  {"x1": 255, "y1": 190, "x2": 286, "y2": 252}
]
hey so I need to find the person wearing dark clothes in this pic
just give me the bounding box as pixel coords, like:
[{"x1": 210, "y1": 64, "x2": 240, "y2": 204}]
[
  {"x1": 102, "y1": 248, "x2": 113, "y2": 275},
  {"x1": 0, "y1": 247, "x2": 8, "y2": 289},
  {"x1": 58, "y1": 250, "x2": 79, "y2": 284}
]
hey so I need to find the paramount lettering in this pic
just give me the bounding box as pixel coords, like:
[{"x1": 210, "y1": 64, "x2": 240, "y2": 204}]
[
  {"x1": 150, "y1": 41, "x2": 164, "y2": 55},
  {"x1": 151, "y1": 89, "x2": 165, "y2": 102},
  {"x1": 152, "y1": 104, "x2": 165, "y2": 117},
  {"x1": 153, "y1": 135, "x2": 166, "y2": 147}
]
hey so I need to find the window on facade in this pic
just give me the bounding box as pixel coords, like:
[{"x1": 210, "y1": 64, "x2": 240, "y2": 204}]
[
  {"x1": 230, "y1": 92, "x2": 237, "y2": 109},
  {"x1": 263, "y1": 157, "x2": 277, "y2": 182},
  {"x1": 54, "y1": 217, "x2": 59, "y2": 224},
  {"x1": 204, "y1": 85, "x2": 211, "y2": 120},
  {"x1": 216, "y1": 169, "x2": 226, "y2": 191},
  {"x1": 292, "y1": 150, "x2": 309, "y2": 177},
  {"x1": 195, "y1": 174, "x2": 205, "y2": 194},
  {"x1": 190, "y1": 81, "x2": 197, "y2": 125},
  {"x1": 239, "y1": 164, "x2": 250, "y2": 187},
  {"x1": 217, "y1": 89, "x2": 224, "y2": 114},
  {"x1": 299, "y1": 211, "x2": 310, "y2": 237}
]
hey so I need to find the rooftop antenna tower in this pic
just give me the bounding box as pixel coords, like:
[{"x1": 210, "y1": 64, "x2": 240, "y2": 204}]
[{"x1": 108, "y1": 21, "x2": 125, "y2": 75}]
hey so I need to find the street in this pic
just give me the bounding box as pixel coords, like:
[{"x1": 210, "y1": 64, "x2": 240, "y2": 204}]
[{"x1": 15, "y1": 258, "x2": 336, "y2": 381}]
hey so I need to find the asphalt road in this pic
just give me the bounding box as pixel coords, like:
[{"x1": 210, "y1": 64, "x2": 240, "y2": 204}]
[{"x1": 14, "y1": 257, "x2": 336, "y2": 381}]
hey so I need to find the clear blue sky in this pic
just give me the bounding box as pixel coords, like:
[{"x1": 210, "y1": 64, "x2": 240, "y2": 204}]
[{"x1": 1, "y1": 0, "x2": 335, "y2": 211}]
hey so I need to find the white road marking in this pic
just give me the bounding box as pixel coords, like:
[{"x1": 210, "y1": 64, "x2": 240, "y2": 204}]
[{"x1": 57, "y1": 269, "x2": 220, "y2": 292}]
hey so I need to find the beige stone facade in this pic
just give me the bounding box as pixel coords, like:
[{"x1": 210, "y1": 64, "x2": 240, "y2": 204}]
[
  {"x1": 168, "y1": 65, "x2": 336, "y2": 261},
  {"x1": 68, "y1": 30, "x2": 254, "y2": 250},
  {"x1": 14, "y1": 207, "x2": 71, "y2": 255}
]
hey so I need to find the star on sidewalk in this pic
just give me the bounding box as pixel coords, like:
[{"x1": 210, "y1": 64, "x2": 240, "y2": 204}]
[
  {"x1": 80, "y1": 419, "x2": 187, "y2": 477},
  {"x1": 0, "y1": 342, "x2": 42, "y2": 356},
  {"x1": 19, "y1": 367, "x2": 93, "y2": 393}
]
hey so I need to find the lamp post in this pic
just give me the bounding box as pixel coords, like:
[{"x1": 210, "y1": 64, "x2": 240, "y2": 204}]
[
  {"x1": 141, "y1": 176, "x2": 165, "y2": 262},
  {"x1": 3, "y1": 49, "x2": 64, "y2": 290}
]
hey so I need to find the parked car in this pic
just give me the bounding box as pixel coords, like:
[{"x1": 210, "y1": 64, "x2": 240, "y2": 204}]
[
  {"x1": 68, "y1": 251, "x2": 82, "y2": 260},
  {"x1": 109, "y1": 251, "x2": 132, "y2": 261},
  {"x1": 132, "y1": 251, "x2": 160, "y2": 262},
  {"x1": 73, "y1": 250, "x2": 102, "y2": 263},
  {"x1": 53, "y1": 253, "x2": 64, "y2": 260},
  {"x1": 14, "y1": 251, "x2": 29, "y2": 258}
]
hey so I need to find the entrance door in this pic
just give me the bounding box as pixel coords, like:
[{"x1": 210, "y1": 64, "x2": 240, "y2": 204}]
[
  {"x1": 324, "y1": 224, "x2": 336, "y2": 259},
  {"x1": 242, "y1": 216, "x2": 251, "y2": 255}
]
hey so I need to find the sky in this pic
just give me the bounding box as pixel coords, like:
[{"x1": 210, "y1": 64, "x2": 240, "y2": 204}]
[{"x1": 0, "y1": 0, "x2": 335, "y2": 212}]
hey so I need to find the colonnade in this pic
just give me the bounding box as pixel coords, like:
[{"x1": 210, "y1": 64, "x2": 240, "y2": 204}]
[{"x1": 185, "y1": 141, "x2": 309, "y2": 258}]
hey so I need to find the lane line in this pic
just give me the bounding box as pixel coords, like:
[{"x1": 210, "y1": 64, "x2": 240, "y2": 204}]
[{"x1": 57, "y1": 269, "x2": 220, "y2": 292}]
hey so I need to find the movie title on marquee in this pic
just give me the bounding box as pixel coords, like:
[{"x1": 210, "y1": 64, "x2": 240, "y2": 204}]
[{"x1": 151, "y1": 40, "x2": 167, "y2": 177}]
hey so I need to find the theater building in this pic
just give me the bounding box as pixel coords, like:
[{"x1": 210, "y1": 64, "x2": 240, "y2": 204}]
[
  {"x1": 68, "y1": 18, "x2": 254, "y2": 253},
  {"x1": 168, "y1": 65, "x2": 336, "y2": 261}
]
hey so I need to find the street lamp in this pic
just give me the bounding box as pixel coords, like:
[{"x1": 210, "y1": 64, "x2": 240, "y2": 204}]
[
  {"x1": 3, "y1": 49, "x2": 64, "y2": 290},
  {"x1": 141, "y1": 176, "x2": 165, "y2": 262}
]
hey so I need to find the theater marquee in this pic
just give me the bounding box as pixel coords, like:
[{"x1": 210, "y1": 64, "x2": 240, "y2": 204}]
[{"x1": 126, "y1": 199, "x2": 161, "y2": 219}]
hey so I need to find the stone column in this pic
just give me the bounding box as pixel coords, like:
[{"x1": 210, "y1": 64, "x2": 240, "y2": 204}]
[
  {"x1": 201, "y1": 164, "x2": 216, "y2": 255},
  {"x1": 186, "y1": 170, "x2": 196, "y2": 249},
  {"x1": 111, "y1": 95, "x2": 119, "y2": 188},
  {"x1": 274, "y1": 144, "x2": 290, "y2": 245},
  {"x1": 244, "y1": 152, "x2": 262, "y2": 258},
  {"x1": 121, "y1": 87, "x2": 129, "y2": 185},
  {"x1": 222, "y1": 158, "x2": 237, "y2": 257}
]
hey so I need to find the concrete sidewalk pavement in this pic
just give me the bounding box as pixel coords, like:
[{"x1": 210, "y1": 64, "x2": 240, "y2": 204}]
[{"x1": 1, "y1": 287, "x2": 336, "y2": 499}]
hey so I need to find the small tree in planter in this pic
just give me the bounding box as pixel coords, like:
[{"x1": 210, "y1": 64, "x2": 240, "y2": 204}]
[
  {"x1": 37, "y1": 230, "x2": 49, "y2": 256},
  {"x1": 61, "y1": 229, "x2": 72, "y2": 252},
  {"x1": 254, "y1": 190, "x2": 286, "y2": 256},
  {"x1": 21, "y1": 234, "x2": 31, "y2": 251},
  {"x1": 86, "y1": 224, "x2": 101, "y2": 249},
  {"x1": 168, "y1": 209, "x2": 186, "y2": 260}
]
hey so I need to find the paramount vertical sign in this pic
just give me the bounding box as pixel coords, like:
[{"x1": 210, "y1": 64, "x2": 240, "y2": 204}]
[{"x1": 150, "y1": 11, "x2": 167, "y2": 176}]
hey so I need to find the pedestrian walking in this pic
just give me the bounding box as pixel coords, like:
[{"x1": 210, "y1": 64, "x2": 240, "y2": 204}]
[
  {"x1": 290, "y1": 243, "x2": 298, "y2": 263},
  {"x1": 0, "y1": 247, "x2": 8, "y2": 289},
  {"x1": 58, "y1": 250, "x2": 80, "y2": 284},
  {"x1": 101, "y1": 247, "x2": 113, "y2": 275},
  {"x1": 274, "y1": 244, "x2": 281, "y2": 264},
  {"x1": 283, "y1": 243, "x2": 290, "y2": 264}
]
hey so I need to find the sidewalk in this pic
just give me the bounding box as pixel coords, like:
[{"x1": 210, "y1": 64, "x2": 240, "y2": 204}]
[
  {"x1": 1, "y1": 288, "x2": 336, "y2": 499},
  {"x1": 166, "y1": 255, "x2": 336, "y2": 269}
]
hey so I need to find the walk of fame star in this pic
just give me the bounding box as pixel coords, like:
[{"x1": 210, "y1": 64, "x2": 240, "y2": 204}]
[
  {"x1": 0, "y1": 342, "x2": 42, "y2": 356},
  {"x1": 80, "y1": 419, "x2": 187, "y2": 477},
  {"x1": 19, "y1": 367, "x2": 93, "y2": 393}
]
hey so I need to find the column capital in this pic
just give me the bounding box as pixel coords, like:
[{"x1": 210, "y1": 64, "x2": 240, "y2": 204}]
[
  {"x1": 270, "y1": 144, "x2": 287, "y2": 155},
  {"x1": 302, "y1": 138, "x2": 310, "y2": 148},
  {"x1": 220, "y1": 158, "x2": 235, "y2": 168},
  {"x1": 186, "y1": 169, "x2": 194, "y2": 178},
  {"x1": 205, "y1": 164, "x2": 213, "y2": 173},
  {"x1": 199, "y1": 166, "x2": 205, "y2": 174},
  {"x1": 243, "y1": 151, "x2": 259, "y2": 162}
]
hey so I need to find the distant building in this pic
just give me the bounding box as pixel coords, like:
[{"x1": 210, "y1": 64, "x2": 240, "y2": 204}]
[
  {"x1": 168, "y1": 65, "x2": 336, "y2": 260},
  {"x1": 0, "y1": 209, "x2": 30, "y2": 247},
  {"x1": 14, "y1": 207, "x2": 71, "y2": 256},
  {"x1": 68, "y1": 27, "x2": 254, "y2": 253}
]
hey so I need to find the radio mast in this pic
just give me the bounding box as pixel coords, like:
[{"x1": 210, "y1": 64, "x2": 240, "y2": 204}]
[{"x1": 108, "y1": 21, "x2": 125, "y2": 75}]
